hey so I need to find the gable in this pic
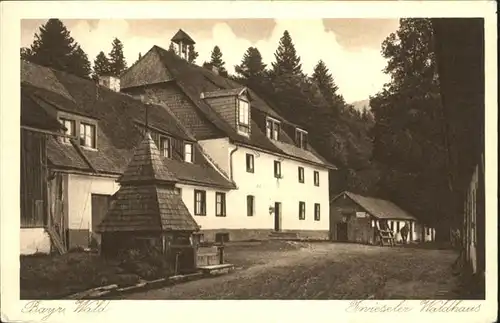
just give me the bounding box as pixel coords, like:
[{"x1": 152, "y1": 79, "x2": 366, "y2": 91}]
[{"x1": 120, "y1": 49, "x2": 173, "y2": 89}]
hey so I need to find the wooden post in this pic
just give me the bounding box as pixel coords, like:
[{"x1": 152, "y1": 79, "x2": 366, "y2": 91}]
[{"x1": 218, "y1": 240, "x2": 225, "y2": 264}]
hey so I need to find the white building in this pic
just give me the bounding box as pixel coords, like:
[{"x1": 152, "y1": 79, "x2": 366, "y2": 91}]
[{"x1": 120, "y1": 30, "x2": 336, "y2": 241}]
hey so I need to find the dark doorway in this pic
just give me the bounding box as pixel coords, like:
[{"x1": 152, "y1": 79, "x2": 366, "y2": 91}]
[
  {"x1": 337, "y1": 222, "x2": 348, "y2": 242},
  {"x1": 91, "y1": 194, "x2": 112, "y2": 247},
  {"x1": 274, "y1": 202, "x2": 281, "y2": 231}
]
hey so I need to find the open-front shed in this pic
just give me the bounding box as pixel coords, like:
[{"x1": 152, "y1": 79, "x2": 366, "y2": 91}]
[{"x1": 330, "y1": 191, "x2": 435, "y2": 245}]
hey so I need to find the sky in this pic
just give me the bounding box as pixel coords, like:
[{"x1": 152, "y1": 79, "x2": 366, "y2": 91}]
[{"x1": 21, "y1": 19, "x2": 400, "y2": 103}]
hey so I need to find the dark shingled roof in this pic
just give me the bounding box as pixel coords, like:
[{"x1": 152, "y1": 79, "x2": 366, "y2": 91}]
[
  {"x1": 170, "y1": 29, "x2": 196, "y2": 45},
  {"x1": 21, "y1": 60, "x2": 235, "y2": 189},
  {"x1": 120, "y1": 133, "x2": 177, "y2": 184},
  {"x1": 21, "y1": 88, "x2": 63, "y2": 131},
  {"x1": 121, "y1": 46, "x2": 335, "y2": 169},
  {"x1": 332, "y1": 191, "x2": 417, "y2": 221},
  {"x1": 97, "y1": 135, "x2": 199, "y2": 233},
  {"x1": 97, "y1": 185, "x2": 199, "y2": 232}
]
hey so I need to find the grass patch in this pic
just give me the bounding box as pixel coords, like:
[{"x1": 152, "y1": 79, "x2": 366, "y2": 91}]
[
  {"x1": 21, "y1": 252, "x2": 140, "y2": 299},
  {"x1": 20, "y1": 247, "x2": 173, "y2": 299}
]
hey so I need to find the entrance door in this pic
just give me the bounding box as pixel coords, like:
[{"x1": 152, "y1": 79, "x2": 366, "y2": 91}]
[
  {"x1": 91, "y1": 194, "x2": 111, "y2": 248},
  {"x1": 274, "y1": 202, "x2": 281, "y2": 231},
  {"x1": 337, "y1": 222, "x2": 348, "y2": 242}
]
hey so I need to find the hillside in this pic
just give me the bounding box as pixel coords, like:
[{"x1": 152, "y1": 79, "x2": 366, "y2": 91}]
[{"x1": 350, "y1": 99, "x2": 370, "y2": 112}]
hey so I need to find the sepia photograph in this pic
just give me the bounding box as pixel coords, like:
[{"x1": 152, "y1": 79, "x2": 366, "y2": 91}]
[{"x1": 0, "y1": 1, "x2": 497, "y2": 323}]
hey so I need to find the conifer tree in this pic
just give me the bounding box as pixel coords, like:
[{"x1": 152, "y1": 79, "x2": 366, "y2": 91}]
[
  {"x1": 235, "y1": 47, "x2": 266, "y2": 80},
  {"x1": 108, "y1": 38, "x2": 127, "y2": 77},
  {"x1": 92, "y1": 51, "x2": 111, "y2": 79},
  {"x1": 271, "y1": 30, "x2": 303, "y2": 79},
  {"x1": 21, "y1": 19, "x2": 92, "y2": 78},
  {"x1": 312, "y1": 60, "x2": 344, "y2": 114},
  {"x1": 168, "y1": 43, "x2": 176, "y2": 53},
  {"x1": 208, "y1": 45, "x2": 227, "y2": 75},
  {"x1": 187, "y1": 44, "x2": 199, "y2": 64}
]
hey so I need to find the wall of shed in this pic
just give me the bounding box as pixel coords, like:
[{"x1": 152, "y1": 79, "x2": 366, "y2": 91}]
[
  {"x1": 330, "y1": 196, "x2": 376, "y2": 244},
  {"x1": 67, "y1": 173, "x2": 120, "y2": 249},
  {"x1": 20, "y1": 129, "x2": 47, "y2": 228}
]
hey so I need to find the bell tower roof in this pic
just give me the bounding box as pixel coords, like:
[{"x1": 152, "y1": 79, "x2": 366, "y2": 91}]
[{"x1": 170, "y1": 29, "x2": 196, "y2": 45}]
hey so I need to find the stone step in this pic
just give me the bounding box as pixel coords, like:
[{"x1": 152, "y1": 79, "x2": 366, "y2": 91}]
[{"x1": 198, "y1": 263, "x2": 235, "y2": 276}]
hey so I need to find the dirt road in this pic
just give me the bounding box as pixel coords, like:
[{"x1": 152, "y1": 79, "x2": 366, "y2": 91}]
[{"x1": 117, "y1": 241, "x2": 461, "y2": 299}]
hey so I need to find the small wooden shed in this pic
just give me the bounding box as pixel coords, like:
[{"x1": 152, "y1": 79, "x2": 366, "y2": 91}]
[
  {"x1": 97, "y1": 133, "x2": 200, "y2": 264},
  {"x1": 330, "y1": 191, "x2": 426, "y2": 245}
]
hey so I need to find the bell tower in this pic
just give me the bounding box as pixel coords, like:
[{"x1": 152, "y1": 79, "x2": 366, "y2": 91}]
[{"x1": 170, "y1": 29, "x2": 196, "y2": 61}]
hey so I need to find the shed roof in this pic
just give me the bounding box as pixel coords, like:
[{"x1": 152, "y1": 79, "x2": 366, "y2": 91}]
[
  {"x1": 98, "y1": 134, "x2": 199, "y2": 233},
  {"x1": 332, "y1": 191, "x2": 417, "y2": 221}
]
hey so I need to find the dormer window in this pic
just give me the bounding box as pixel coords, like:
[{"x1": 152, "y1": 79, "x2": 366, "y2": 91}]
[
  {"x1": 237, "y1": 99, "x2": 250, "y2": 135},
  {"x1": 160, "y1": 137, "x2": 171, "y2": 158},
  {"x1": 79, "y1": 122, "x2": 96, "y2": 149},
  {"x1": 184, "y1": 143, "x2": 193, "y2": 163},
  {"x1": 266, "y1": 117, "x2": 281, "y2": 141},
  {"x1": 295, "y1": 128, "x2": 308, "y2": 149},
  {"x1": 61, "y1": 118, "x2": 75, "y2": 144}
]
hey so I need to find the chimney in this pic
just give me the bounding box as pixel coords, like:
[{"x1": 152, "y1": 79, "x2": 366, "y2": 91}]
[{"x1": 98, "y1": 75, "x2": 121, "y2": 92}]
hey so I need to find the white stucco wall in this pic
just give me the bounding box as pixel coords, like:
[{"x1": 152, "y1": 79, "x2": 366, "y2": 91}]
[
  {"x1": 20, "y1": 228, "x2": 51, "y2": 255},
  {"x1": 198, "y1": 140, "x2": 330, "y2": 232},
  {"x1": 67, "y1": 174, "x2": 120, "y2": 232}
]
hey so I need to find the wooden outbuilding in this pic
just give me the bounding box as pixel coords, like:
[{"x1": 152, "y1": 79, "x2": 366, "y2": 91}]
[
  {"x1": 97, "y1": 132, "x2": 200, "y2": 270},
  {"x1": 330, "y1": 191, "x2": 434, "y2": 245}
]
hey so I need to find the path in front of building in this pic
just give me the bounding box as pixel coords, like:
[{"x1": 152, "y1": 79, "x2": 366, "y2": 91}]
[{"x1": 117, "y1": 242, "x2": 462, "y2": 299}]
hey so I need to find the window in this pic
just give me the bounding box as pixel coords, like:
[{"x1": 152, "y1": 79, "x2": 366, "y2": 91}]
[
  {"x1": 61, "y1": 118, "x2": 75, "y2": 144},
  {"x1": 298, "y1": 167, "x2": 305, "y2": 183},
  {"x1": 274, "y1": 160, "x2": 282, "y2": 178},
  {"x1": 238, "y1": 99, "x2": 250, "y2": 134},
  {"x1": 246, "y1": 154, "x2": 254, "y2": 173},
  {"x1": 295, "y1": 129, "x2": 308, "y2": 149},
  {"x1": 266, "y1": 117, "x2": 281, "y2": 140},
  {"x1": 390, "y1": 221, "x2": 394, "y2": 231},
  {"x1": 247, "y1": 195, "x2": 254, "y2": 217},
  {"x1": 426, "y1": 227, "x2": 430, "y2": 235},
  {"x1": 299, "y1": 201, "x2": 306, "y2": 220},
  {"x1": 313, "y1": 171, "x2": 320, "y2": 186},
  {"x1": 314, "y1": 203, "x2": 321, "y2": 221},
  {"x1": 160, "y1": 137, "x2": 171, "y2": 158},
  {"x1": 215, "y1": 192, "x2": 226, "y2": 217},
  {"x1": 194, "y1": 190, "x2": 206, "y2": 215},
  {"x1": 396, "y1": 222, "x2": 400, "y2": 232},
  {"x1": 79, "y1": 122, "x2": 96, "y2": 148},
  {"x1": 184, "y1": 143, "x2": 193, "y2": 163}
]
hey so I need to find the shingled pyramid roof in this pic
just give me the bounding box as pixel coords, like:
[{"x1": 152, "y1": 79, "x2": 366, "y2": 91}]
[
  {"x1": 97, "y1": 133, "x2": 199, "y2": 233},
  {"x1": 170, "y1": 29, "x2": 195, "y2": 45},
  {"x1": 119, "y1": 132, "x2": 178, "y2": 185}
]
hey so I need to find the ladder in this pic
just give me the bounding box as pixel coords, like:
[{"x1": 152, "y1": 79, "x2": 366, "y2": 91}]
[
  {"x1": 379, "y1": 229, "x2": 395, "y2": 246},
  {"x1": 46, "y1": 226, "x2": 67, "y2": 255}
]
